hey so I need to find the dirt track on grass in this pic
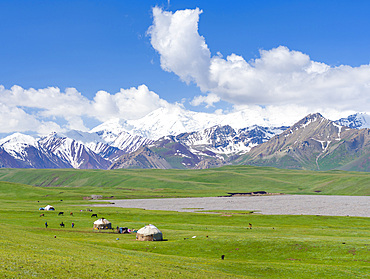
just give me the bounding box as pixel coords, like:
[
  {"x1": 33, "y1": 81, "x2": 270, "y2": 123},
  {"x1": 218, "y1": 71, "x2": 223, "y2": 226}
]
[{"x1": 93, "y1": 195, "x2": 370, "y2": 217}]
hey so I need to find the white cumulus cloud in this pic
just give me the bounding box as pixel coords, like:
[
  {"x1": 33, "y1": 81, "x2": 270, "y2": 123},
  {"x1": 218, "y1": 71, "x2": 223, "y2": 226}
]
[
  {"x1": 0, "y1": 102, "x2": 62, "y2": 134},
  {"x1": 149, "y1": 7, "x2": 370, "y2": 113},
  {"x1": 190, "y1": 93, "x2": 220, "y2": 108},
  {"x1": 148, "y1": 7, "x2": 212, "y2": 90},
  {"x1": 0, "y1": 84, "x2": 174, "y2": 134},
  {"x1": 91, "y1": 85, "x2": 172, "y2": 121}
]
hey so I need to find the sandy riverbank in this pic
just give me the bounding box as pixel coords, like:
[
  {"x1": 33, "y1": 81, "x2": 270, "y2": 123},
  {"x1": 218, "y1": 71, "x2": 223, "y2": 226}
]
[{"x1": 92, "y1": 195, "x2": 370, "y2": 217}]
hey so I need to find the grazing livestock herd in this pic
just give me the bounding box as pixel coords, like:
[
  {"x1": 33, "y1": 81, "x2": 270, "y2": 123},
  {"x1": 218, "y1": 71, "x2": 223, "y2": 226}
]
[{"x1": 39, "y1": 206, "x2": 99, "y2": 229}]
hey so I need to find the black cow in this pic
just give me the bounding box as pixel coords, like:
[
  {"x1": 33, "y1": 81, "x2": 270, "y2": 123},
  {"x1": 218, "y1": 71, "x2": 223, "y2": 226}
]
[
  {"x1": 91, "y1": 214, "x2": 98, "y2": 218},
  {"x1": 58, "y1": 212, "x2": 64, "y2": 216},
  {"x1": 60, "y1": 222, "x2": 65, "y2": 228}
]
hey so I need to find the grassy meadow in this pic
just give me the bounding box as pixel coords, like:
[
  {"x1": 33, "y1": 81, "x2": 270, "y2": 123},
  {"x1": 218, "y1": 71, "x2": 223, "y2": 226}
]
[
  {"x1": 0, "y1": 165, "x2": 369, "y2": 199},
  {"x1": 0, "y1": 166, "x2": 369, "y2": 278}
]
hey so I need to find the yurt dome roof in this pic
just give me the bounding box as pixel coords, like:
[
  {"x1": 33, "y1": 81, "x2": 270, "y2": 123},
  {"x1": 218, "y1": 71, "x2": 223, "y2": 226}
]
[
  {"x1": 93, "y1": 218, "x2": 111, "y2": 225},
  {"x1": 137, "y1": 224, "x2": 161, "y2": 236}
]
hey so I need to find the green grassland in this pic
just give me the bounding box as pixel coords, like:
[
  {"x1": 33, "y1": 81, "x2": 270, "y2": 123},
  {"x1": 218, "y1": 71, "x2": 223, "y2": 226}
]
[
  {"x1": 0, "y1": 166, "x2": 369, "y2": 278},
  {"x1": 0, "y1": 165, "x2": 369, "y2": 201}
]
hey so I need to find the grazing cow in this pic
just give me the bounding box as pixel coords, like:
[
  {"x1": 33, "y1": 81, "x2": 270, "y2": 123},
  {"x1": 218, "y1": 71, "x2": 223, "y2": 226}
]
[
  {"x1": 58, "y1": 212, "x2": 64, "y2": 216},
  {"x1": 40, "y1": 213, "x2": 44, "y2": 217},
  {"x1": 91, "y1": 214, "x2": 98, "y2": 218},
  {"x1": 60, "y1": 222, "x2": 65, "y2": 228}
]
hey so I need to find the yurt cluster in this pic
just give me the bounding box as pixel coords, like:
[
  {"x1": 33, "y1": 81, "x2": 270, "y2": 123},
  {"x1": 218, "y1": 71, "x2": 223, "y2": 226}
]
[
  {"x1": 40, "y1": 205, "x2": 163, "y2": 241},
  {"x1": 93, "y1": 218, "x2": 163, "y2": 241},
  {"x1": 95, "y1": 219, "x2": 163, "y2": 241}
]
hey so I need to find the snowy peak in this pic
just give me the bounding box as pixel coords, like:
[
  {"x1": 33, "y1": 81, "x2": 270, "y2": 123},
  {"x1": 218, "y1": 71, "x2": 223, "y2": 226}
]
[
  {"x1": 280, "y1": 113, "x2": 343, "y2": 144},
  {"x1": 294, "y1": 113, "x2": 324, "y2": 128},
  {"x1": 336, "y1": 113, "x2": 370, "y2": 129},
  {"x1": 0, "y1": 133, "x2": 72, "y2": 168},
  {"x1": 239, "y1": 113, "x2": 370, "y2": 171},
  {"x1": 0, "y1": 133, "x2": 37, "y2": 150},
  {"x1": 0, "y1": 133, "x2": 38, "y2": 161},
  {"x1": 39, "y1": 133, "x2": 110, "y2": 169},
  {"x1": 90, "y1": 106, "x2": 286, "y2": 140},
  {"x1": 126, "y1": 107, "x2": 212, "y2": 139},
  {"x1": 90, "y1": 118, "x2": 132, "y2": 142},
  {"x1": 174, "y1": 124, "x2": 286, "y2": 155}
]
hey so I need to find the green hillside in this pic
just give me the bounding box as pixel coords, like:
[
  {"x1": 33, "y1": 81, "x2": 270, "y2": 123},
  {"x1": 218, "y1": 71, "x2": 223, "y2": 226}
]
[{"x1": 0, "y1": 165, "x2": 369, "y2": 200}]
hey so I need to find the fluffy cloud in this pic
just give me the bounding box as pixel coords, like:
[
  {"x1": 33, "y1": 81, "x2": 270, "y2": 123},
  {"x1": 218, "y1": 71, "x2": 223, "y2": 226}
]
[
  {"x1": 190, "y1": 93, "x2": 220, "y2": 108},
  {"x1": 149, "y1": 7, "x2": 370, "y2": 113},
  {"x1": 0, "y1": 103, "x2": 62, "y2": 134},
  {"x1": 0, "y1": 84, "x2": 173, "y2": 134},
  {"x1": 229, "y1": 104, "x2": 355, "y2": 128},
  {"x1": 148, "y1": 7, "x2": 212, "y2": 90},
  {"x1": 91, "y1": 85, "x2": 171, "y2": 121}
]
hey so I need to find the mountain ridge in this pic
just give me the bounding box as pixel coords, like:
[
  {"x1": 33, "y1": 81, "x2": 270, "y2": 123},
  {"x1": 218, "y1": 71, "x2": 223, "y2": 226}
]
[
  {"x1": 0, "y1": 112, "x2": 369, "y2": 171},
  {"x1": 236, "y1": 113, "x2": 370, "y2": 171}
]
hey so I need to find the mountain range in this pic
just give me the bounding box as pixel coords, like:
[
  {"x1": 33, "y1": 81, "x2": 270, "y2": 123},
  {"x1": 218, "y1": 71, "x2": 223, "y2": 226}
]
[
  {"x1": 238, "y1": 113, "x2": 370, "y2": 171},
  {"x1": 0, "y1": 110, "x2": 369, "y2": 172}
]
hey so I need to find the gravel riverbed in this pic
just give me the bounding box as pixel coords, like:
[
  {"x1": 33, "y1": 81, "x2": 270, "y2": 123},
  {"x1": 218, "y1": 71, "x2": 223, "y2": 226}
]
[{"x1": 94, "y1": 195, "x2": 370, "y2": 217}]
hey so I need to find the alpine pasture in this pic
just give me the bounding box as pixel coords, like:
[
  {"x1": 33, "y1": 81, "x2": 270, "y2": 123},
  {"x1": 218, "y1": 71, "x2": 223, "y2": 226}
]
[{"x1": 0, "y1": 166, "x2": 369, "y2": 278}]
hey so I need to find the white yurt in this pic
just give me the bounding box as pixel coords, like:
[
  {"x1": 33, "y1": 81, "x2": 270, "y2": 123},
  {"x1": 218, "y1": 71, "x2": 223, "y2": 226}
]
[
  {"x1": 136, "y1": 224, "x2": 163, "y2": 241},
  {"x1": 93, "y1": 218, "x2": 112, "y2": 230},
  {"x1": 44, "y1": 205, "x2": 55, "y2": 211}
]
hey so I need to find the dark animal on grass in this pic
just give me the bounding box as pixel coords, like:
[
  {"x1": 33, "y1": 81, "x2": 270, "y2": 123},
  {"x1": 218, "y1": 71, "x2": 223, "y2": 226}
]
[
  {"x1": 70, "y1": 212, "x2": 73, "y2": 216},
  {"x1": 91, "y1": 214, "x2": 98, "y2": 218},
  {"x1": 60, "y1": 222, "x2": 65, "y2": 228},
  {"x1": 58, "y1": 212, "x2": 64, "y2": 216},
  {"x1": 221, "y1": 255, "x2": 225, "y2": 260},
  {"x1": 40, "y1": 213, "x2": 44, "y2": 217}
]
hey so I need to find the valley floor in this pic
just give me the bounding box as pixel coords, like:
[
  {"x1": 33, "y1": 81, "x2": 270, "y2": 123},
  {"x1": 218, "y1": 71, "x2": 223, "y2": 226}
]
[{"x1": 94, "y1": 195, "x2": 370, "y2": 217}]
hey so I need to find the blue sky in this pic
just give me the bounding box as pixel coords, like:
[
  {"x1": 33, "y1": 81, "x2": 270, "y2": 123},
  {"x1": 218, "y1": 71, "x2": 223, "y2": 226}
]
[{"x1": 1, "y1": 0, "x2": 370, "y2": 134}]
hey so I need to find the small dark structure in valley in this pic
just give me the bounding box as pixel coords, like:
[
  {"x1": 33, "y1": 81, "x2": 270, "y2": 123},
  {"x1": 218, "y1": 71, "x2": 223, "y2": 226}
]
[{"x1": 221, "y1": 191, "x2": 284, "y2": 197}]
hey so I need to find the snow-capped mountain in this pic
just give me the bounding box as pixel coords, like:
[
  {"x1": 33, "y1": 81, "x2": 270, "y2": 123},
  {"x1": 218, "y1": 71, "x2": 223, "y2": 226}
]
[
  {"x1": 335, "y1": 113, "x2": 370, "y2": 129},
  {"x1": 0, "y1": 133, "x2": 37, "y2": 160},
  {"x1": 0, "y1": 133, "x2": 71, "y2": 168},
  {"x1": 90, "y1": 106, "x2": 287, "y2": 140},
  {"x1": 175, "y1": 125, "x2": 287, "y2": 155},
  {"x1": 90, "y1": 108, "x2": 219, "y2": 140},
  {"x1": 0, "y1": 128, "x2": 153, "y2": 169},
  {"x1": 38, "y1": 133, "x2": 111, "y2": 169},
  {"x1": 110, "y1": 124, "x2": 288, "y2": 170}
]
